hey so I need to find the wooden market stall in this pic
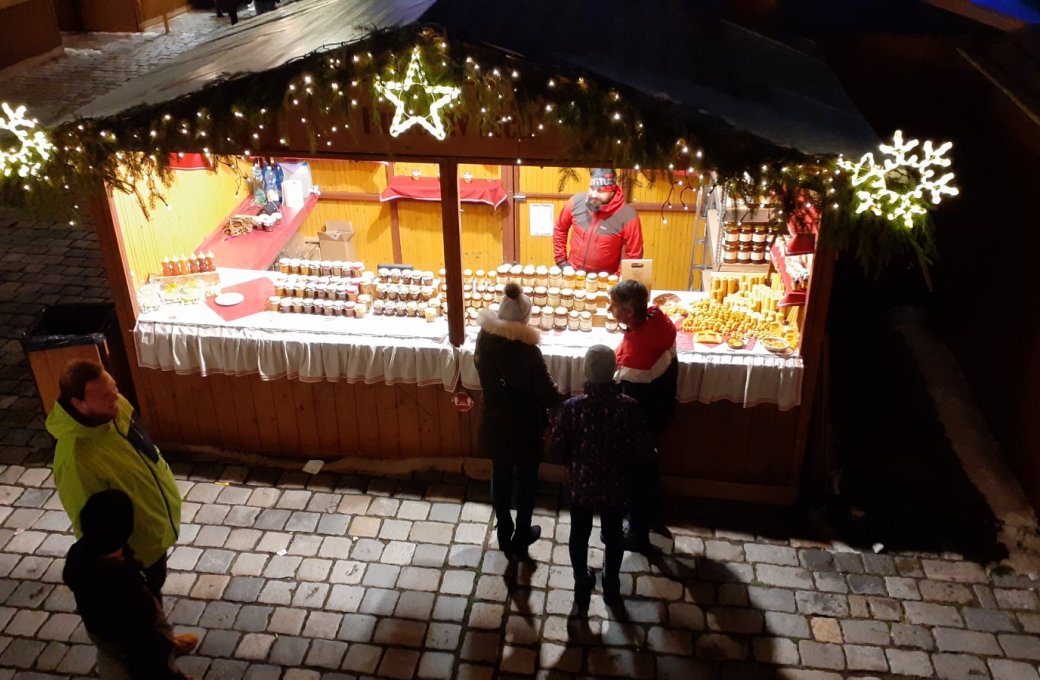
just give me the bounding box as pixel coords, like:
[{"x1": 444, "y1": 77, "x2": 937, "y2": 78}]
[{"x1": 56, "y1": 0, "x2": 876, "y2": 504}]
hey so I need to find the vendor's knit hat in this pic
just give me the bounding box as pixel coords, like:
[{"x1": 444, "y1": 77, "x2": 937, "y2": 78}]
[
  {"x1": 80, "y1": 489, "x2": 134, "y2": 555},
  {"x1": 499, "y1": 282, "x2": 532, "y2": 323},
  {"x1": 590, "y1": 168, "x2": 618, "y2": 189},
  {"x1": 585, "y1": 345, "x2": 617, "y2": 384}
]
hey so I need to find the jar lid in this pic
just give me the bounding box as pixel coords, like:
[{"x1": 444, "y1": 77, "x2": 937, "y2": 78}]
[
  {"x1": 580, "y1": 311, "x2": 592, "y2": 319},
  {"x1": 522, "y1": 265, "x2": 535, "y2": 275},
  {"x1": 561, "y1": 288, "x2": 574, "y2": 297},
  {"x1": 530, "y1": 305, "x2": 542, "y2": 315},
  {"x1": 534, "y1": 286, "x2": 547, "y2": 294},
  {"x1": 562, "y1": 266, "x2": 575, "y2": 276},
  {"x1": 535, "y1": 265, "x2": 548, "y2": 275},
  {"x1": 549, "y1": 266, "x2": 562, "y2": 276},
  {"x1": 569, "y1": 310, "x2": 579, "y2": 318},
  {"x1": 547, "y1": 286, "x2": 561, "y2": 295},
  {"x1": 554, "y1": 306, "x2": 568, "y2": 315}
]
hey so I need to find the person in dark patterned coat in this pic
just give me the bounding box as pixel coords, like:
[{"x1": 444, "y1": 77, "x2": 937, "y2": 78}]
[
  {"x1": 476, "y1": 283, "x2": 562, "y2": 557},
  {"x1": 550, "y1": 345, "x2": 654, "y2": 601}
]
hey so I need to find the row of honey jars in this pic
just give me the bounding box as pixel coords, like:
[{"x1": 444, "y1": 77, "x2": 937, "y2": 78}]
[
  {"x1": 378, "y1": 268, "x2": 436, "y2": 287},
  {"x1": 161, "y1": 252, "x2": 215, "y2": 276},
  {"x1": 279, "y1": 258, "x2": 365, "y2": 278}
]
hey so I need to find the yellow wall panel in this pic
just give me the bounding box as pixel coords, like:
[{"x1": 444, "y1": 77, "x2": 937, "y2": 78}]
[
  {"x1": 459, "y1": 164, "x2": 500, "y2": 180},
  {"x1": 521, "y1": 165, "x2": 589, "y2": 195},
  {"x1": 300, "y1": 200, "x2": 396, "y2": 267},
  {"x1": 305, "y1": 159, "x2": 387, "y2": 193},
  {"x1": 390, "y1": 162, "x2": 440, "y2": 181},
  {"x1": 113, "y1": 161, "x2": 247, "y2": 287},
  {"x1": 460, "y1": 204, "x2": 502, "y2": 271},
  {"x1": 398, "y1": 202, "x2": 444, "y2": 271}
]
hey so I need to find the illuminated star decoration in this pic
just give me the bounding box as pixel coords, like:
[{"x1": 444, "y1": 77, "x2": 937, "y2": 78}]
[
  {"x1": 837, "y1": 130, "x2": 959, "y2": 230},
  {"x1": 0, "y1": 102, "x2": 54, "y2": 180},
  {"x1": 374, "y1": 46, "x2": 461, "y2": 141}
]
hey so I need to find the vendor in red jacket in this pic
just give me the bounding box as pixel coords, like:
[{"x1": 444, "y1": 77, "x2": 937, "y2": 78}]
[{"x1": 554, "y1": 168, "x2": 644, "y2": 275}]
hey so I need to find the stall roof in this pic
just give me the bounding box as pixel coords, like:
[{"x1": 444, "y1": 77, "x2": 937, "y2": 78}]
[{"x1": 73, "y1": 0, "x2": 878, "y2": 162}]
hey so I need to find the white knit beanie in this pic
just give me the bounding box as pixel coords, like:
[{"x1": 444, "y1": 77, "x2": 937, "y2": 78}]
[{"x1": 498, "y1": 282, "x2": 531, "y2": 323}]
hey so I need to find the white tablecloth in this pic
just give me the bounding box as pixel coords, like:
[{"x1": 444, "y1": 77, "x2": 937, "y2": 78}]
[
  {"x1": 135, "y1": 272, "x2": 803, "y2": 408},
  {"x1": 135, "y1": 270, "x2": 456, "y2": 387},
  {"x1": 457, "y1": 326, "x2": 804, "y2": 410}
]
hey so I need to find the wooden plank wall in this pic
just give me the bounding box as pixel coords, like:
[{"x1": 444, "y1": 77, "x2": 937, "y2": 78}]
[
  {"x1": 141, "y1": 365, "x2": 799, "y2": 495},
  {"x1": 112, "y1": 161, "x2": 247, "y2": 287},
  {"x1": 516, "y1": 166, "x2": 700, "y2": 290}
]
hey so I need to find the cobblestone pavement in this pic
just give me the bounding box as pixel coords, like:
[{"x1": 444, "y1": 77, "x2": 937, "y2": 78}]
[
  {"x1": 0, "y1": 460, "x2": 1038, "y2": 679},
  {"x1": 0, "y1": 5, "x2": 266, "y2": 126},
  {"x1": 1, "y1": 5, "x2": 1040, "y2": 679}
]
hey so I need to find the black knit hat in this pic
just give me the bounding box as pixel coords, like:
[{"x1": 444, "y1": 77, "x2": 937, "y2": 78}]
[{"x1": 80, "y1": 489, "x2": 134, "y2": 555}]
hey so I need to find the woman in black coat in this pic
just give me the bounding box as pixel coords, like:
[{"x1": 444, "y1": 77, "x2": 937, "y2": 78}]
[{"x1": 475, "y1": 283, "x2": 561, "y2": 556}]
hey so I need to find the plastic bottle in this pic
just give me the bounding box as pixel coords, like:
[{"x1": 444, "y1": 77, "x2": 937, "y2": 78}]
[
  {"x1": 263, "y1": 163, "x2": 279, "y2": 204},
  {"x1": 252, "y1": 162, "x2": 266, "y2": 206},
  {"x1": 274, "y1": 162, "x2": 285, "y2": 204}
]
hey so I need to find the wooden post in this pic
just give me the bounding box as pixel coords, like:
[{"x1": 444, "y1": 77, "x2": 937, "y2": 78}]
[
  {"x1": 439, "y1": 159, "x2": 465, "y2": 347},
  {"x1": 386, "y1": 162, "x2": 404, "y2": 263}
]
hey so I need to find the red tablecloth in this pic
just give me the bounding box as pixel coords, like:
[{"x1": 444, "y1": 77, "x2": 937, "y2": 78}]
[
  {"x1": 380, "y1": 176, "x2": 508, "y2": 208},
  {"x1": 196, "y1": 194, "x2": 318, "y2": 271},
  {"x1": 204, "y1": 277, "x2": 274, "y2": 322}
]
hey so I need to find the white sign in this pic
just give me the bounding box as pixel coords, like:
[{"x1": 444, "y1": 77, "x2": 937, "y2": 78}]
[{"x1": 529, "y1": 203, "x2": 555, "y2": 237}]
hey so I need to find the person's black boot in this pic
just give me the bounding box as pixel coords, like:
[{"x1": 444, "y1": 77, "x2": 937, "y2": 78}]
[
  {"x1": 602, "y1": 575, "x2": 622, "y2": 604},
  {"x1": 574, "y1": 568, "x2": 596, "y2": 597},
  {"x1": 511, "y1": 525, "x2": 542, "y2": 553}
]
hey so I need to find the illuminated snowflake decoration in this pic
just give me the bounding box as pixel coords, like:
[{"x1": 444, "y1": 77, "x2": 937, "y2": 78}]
[
  {"x1": 837, "y1": 130, "x2": 959, "y2": 229},
  {"x1": 0, "y1": 103, "x2": 54, "y2": 180},
  {"x1": 375, "y1": 47, "x2": 461, "y2": 141}
]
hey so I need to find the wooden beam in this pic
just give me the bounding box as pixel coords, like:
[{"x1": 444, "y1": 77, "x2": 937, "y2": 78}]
[
  {"x1": 500, "y1": 164, "x2": 517, "y2": 262},
  {"x1": 439, "y1": 160, "x2": 465, "y2": 348},
  {"x1": 520, "y1": 190, "x2": 700, "y2": 212},
  {"x1": 385, "y1": 162, "x2": 403, "y2": 263}
]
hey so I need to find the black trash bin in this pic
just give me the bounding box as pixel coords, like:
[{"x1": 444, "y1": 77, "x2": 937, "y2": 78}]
[{"x1": 20, "y1": 303, "x2": 135, "y2": 415}]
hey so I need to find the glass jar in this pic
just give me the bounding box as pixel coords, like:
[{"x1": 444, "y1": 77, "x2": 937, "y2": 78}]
[
  {"x1": 378, "y1": 267, "x2": 391, "y2": 282},
  {"x1": 724, "y1": 224, "x2": 740, "y2": 244},
  {"x1": 585, "y1": 273, "x2": 598, "y2": 293},
  {"x1": 424, "y1": 306, "x2": 438, "y2": 322},
  {"x1": 357, "y1": 294, "x2": 372, "y2": 309},
  {"x1": 463, "y1": 268, "x2": 474, "y2": 286},
  {"x1": 737, "y1": 244, "x2": 751, "y2": 263},
  {"x1": 560, "y1": 288, "x2": 574, "y2": 309},
  {"x1": 599, "y1": 273, "x2": 612, "y2": 292},
  {"x1": 606, "y1": 315, "x2": 619, "y2": 332},
  {"x1": 475, "y1": 269, "x2": 486, "y2": 285},
  {"x1": 539, "y1": 309, "x2": 554, "y2": 330},
  {"x1": 308, "y1": 261, "x2": 321, "y2": 276},
  {"x1": 562, "y1": 267, "x2": 576, "y2": 288},
  {"x1": 315, "y1": 283, "x2": 328, "y2": 299},
  {"x1": 289, "y1": 258, "x2": 302, "y2": 274},
  {"x1": 421, "y1": 272, "x2": 434, "y2": 287},
  {"x1": 567, "y1": 310, "x2": 580, "y2": 331},
  {"x1": 320, "y1": 261, "x2": 332, "y2": 277},
  {"x1": 738, "y1": 226, "x2": 753, "y2": 243},
  {"x1": 267, "y1": 296, "x2": 281, "y2": 312},
  {"x1": 580, "y1": 311, "x2": 593, "y2": 332},
  {"x1": 280, "y1": 298, "x2": 293, "y2": 314},
  {"x1": 533, "y1": 286, "x2": 548, "y2": 307},
  {"x1": 723, "y1": 246, "x2": 738, "y2": 265},
  {"x1": 354, "y1": 302, "x2": 367, "y2": 318},
  {"x1": 548, "y1": 266, "x2": 563, "y2": 288},
  {"x1": 753, "y1": 225, "x2": 768, "y2": 243},
  {"x1": 575, "y1": 270, "x2": 587, "y2": 289},
  {"x1": 547, "y1": 287, "x2": 561, "y2": 308},
  {"x1": 389, "y1": 268, "x2": 403, "y2": 283},
  {"x1": 496, "y1": 264, "x2": 511, "y2": 281},
  {"x1": 535, "y1": 265, "x2": 549, "y2": 289},
  {"x1": 521, "y1": 265, "x2": 536, "y2": 288},
  {"x1": 486, "y1": 270, "x2": 498, "y2": 287},
  {"x1": 273, "y1": 278, "x2": 286, "y2": 296},
  {"x1": 553, "y1": 306, "x2": 568, "y2": 330},
  {"x1": 509, "y1": 264, "x2": 523, "y2": 284},
  {"x1": 278, "y1": 258, "x2": 291, "y2": 274},
  {"x1": 373, "y1": 300, "x2": 385, "y2": 315},
  {"x1": 529, "y1": 306, "x2": 542, "y2": 327},
  {"x1": 301, "y1": 298, "x2": 315, "y2": 314},
  {"x1": 395, "y1": 301, "x2": 408, "y2": 317},
  {"x1": 750, "y1": 244, "x2": 766, "y2": 264},
  {"x1": 573, "y1": 290, "x2": 586, "y2": 311},
  {"x1": 482, "y1": 293, "x2": 494, "y2": 308}
]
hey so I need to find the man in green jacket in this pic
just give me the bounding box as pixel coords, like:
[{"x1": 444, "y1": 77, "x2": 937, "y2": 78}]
[{"x1": 47, "y1": 360, "x2": 196, "y2": 655}]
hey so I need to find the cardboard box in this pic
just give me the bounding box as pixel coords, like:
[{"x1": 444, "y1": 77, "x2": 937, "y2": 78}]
[
  {"x1": 621, "y1": 258, "x2": 654, "y2": 291},
  {"x1": 318, "y1": 221, "x2": 355, "y2": 261}
]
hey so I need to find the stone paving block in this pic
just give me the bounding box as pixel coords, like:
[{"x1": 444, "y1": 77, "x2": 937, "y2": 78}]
[
  {"x1": 832, "y1": 553, "x2": 864, "y2": 574},
  {"x1": 705, "y1": 540, "x2": 745, "y2": 562},
  {"x1": 37, "y1": 612, "x2": 82, "y2": 641},
  {"x1": 35, "y1": 640, "x2": 68, "y2": 672},
  {"x1": 200, "y1": 629, "x2": 242, "y2": 658},
  {"x1": 169, "y1": 546, "x2": 203, "y2": 570},
  {"x1": 225, "y1": 528, "x2": 262, "y2": 551},
  {"x1": 0, "y1": 637, "x2": 44, "y2": 668},
  {"x1": 759, "y1": 564, "x2": 815, "y2": 589},
  {"x1": 399, "y1": 500, "x2": 431, "y2": 520},
  {"x1": 417, "y1": 650, "x2": 455, "y2": 679},
  {"x1": 866, "y1": 595, "x2": 904, "y2": 621},
  {"x1": 433, "y1": 595, "x2": 469, "y2": 621},
  {"x1": 706, "y1": 607, "x2": 764, "y2": 634},
  {"x1": 380, "y1": 520, "x2": 413, "y2": 541},
  {"x1": 338, "y1": 613, "x2": 377, "y2": 642},
  {"x1": 325, "y1": 584, "x2": 364, "y2": 612},
  {"x1": 695, "y1": 633, "x2": 749, "y2": 661},
  {"x1": 374, "y1": 617, "x2": 427, "y2": 647},
  {"x1": 920, "y1": 579, "x2": 976, "y2": 604},
  {"x1": 921, "y1": 559, "x2": 988, "y2": 583},
  {"x1": 398, "y1": 566, "x2": 442, "y2": 591},
  {"x1": 798, "y1": 641, "x2": 845, "y2": 670},
  {"x1": 55, "y1": 643, "x2": 96, "y2": 674},
  {"x1": 304, "y1": 639, "x2": 347, "y2": 669},
  {"x1": 753, "y1": 637, "x2": 800, "y2": 665},
  {"x1": 318, "y1": 537, "x2": 353, "y2": 560},
  {"x1": 794, "y1": 591, "x2": 849, "y2": 617},
  {"x1": 747, "y1": 586, "x2": 797, "y2": 612},
  {"x1": 286, "y1": 534, "x2": 322, "y2": 556},
  {"x1": 351, "y1": 538, "x2": 385, "y2": 562},
  {"x1": 745, "y1": 543, "x2": 798, "y2": 565},
  {"x1": 413, "y1": 543, "x2": 449, "y2": 567},
  {"x1": 268, "y1": 636, "x2": 309, "y2": 666},
  {"x1": 235, "y1": 633, "x2": 275, "y2": 661},
  {"x1": 964, "y1": 606, "x2": 1020, "y2": 632},
  {"x1": 840, "y1": 619, "x2": 888, "y2": 645},
  {"x1": 847, "y1": 574, "x2": 886, "y2": 595},
  {"x1": 328, "y1": 559, "x2": 365, "y2": 584},
  {"x1": 764, "y1": 612, "x2": 811, "y2": 639},
  {"x1": 243, "y1": 664, "x2": 281, "y2": 680},
  {"x1": 255, "y1": 532, "x2": 291, "y2": 553},
  {"x1": 843, "y1": 644, "x2": 888, "y2": 672},
  {"x1": 861, "y1": 554, "x2": 897, "y2": 576},
  {"x1": 933, "y1": 626, "x2": 1001, "y2": 655},
  {"x1": 199, "y1": 601, "x2": 241, "y2": 629},
  {"x1": 263, "y1": 555, "x2": 302, "y2": 579},
  {"x1": 196, "y1": 525, "x2": 231, "y2": 547},
  {"x1": 996, "y1": 589, "x2": 1040, "y2": 611},
  {"x1": 359, "y1": 587, "x2": 400, "y2": 616},
  {"x1": 813, "y1": 572, "x2": 849, "y2": 593},
  {"x1": 587, "y1": 647, "x2": 655, "y2": 679},
  {"x1": 296, "y1": 558, "x2": 332, "y2": 582},
  {"x1": 931, "y1": 652, "x2": 991, "y2": 680},
  {"x1": 230, "y1": 553, "x2": 268, "y2": 577},
  {"x1": 233, "y1": 605, "x2": 272, "y2": 633},
  {"x1": 886, "y1": 648, "x2": 934, "y2": 677},
  {"x1": 254, "y1": 509, "x2": 290, "y2": 530},
  {"x1": 268, "y1": 607, "x2": 307, "y2": 635},
  {"x1": 409, "y1": 521, "x2": 454, "y2": 544},
  {"x1": 315, "y1": 513, "x2": 350, "y2": 536},
  {"x1": 905, "y1": 601, "x2": 965, "y2": 627},
  {"x1": 197, "y1": 549, "x2": 235, "y2": 574},
  {"x1": 257, "y1": 581, "x2": 295, "y2": 606},
  {"x1": 1000, "y1": 634, "x2": 1040, "y2": 661},
  {"x1": 395, "y1": 590, "x2": 436, "y2": 620},
  {"x1": 988, "y1": 658, "x2": 1040, "y2": 680},
  {"x1": 635, "y1": 575, "x2": 684, "y2": 600},
  {"x1": 362, "y1": 563, "x2": 401, "y2": 589},
  {"x1": 302, "y1": 611, "x2": 342, "y2": 639},
  {"x1": 426, "y1": 621, "x2": 462, "y2": 650},
  {"x1": 5, "y1": 609, "x2": 48, "y2": 636},
  {"x1": 461, "y1": 631, "x2": 502, "y2": 662},
  {"x1": 378, "y1": 648, "x2": 421, "y2": 679},
  {"x1": 341, "y1": 643, "x2": 383, "y2": 673},
  {"x1": 810, "y1": 617, "x2": 842, "y2": 643},
  {"x1": 885, "y1": 576, "x2": 922, "y2": 600},
  {"x1": 890, "y1": 622, "x2": 936, "y2": 650}
]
